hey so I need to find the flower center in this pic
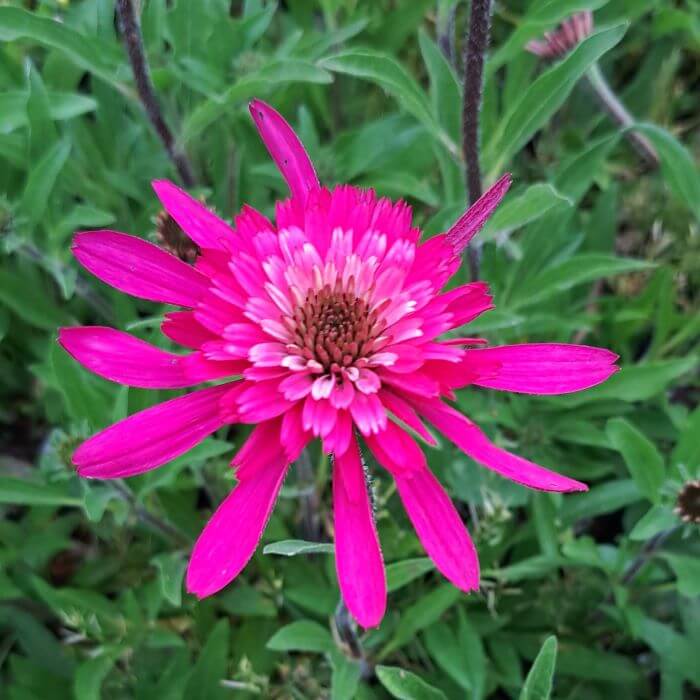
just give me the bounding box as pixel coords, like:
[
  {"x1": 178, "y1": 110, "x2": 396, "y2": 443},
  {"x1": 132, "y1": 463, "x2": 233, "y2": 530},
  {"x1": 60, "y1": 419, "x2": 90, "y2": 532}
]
[{"x1": 286, "y1": 283, "x2": 387, "y2": 374}]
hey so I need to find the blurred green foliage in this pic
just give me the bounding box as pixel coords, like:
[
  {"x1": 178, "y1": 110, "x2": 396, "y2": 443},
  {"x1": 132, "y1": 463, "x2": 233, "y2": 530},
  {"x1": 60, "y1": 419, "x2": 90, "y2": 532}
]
[{"x1": 0, "y1": 0, "x2": 699, "y2": 698}]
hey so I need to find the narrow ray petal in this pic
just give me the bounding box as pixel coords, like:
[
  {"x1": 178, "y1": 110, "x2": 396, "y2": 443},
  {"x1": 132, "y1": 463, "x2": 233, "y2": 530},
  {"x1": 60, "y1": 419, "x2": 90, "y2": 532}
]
[
  {"x1": 466, "y1": 343, "x2": 619, "y2": 394},
  {"x1": 393, "y1": 465, "x2": 480, "y2": 592},
  {"x1": 187, "y1": 447, "x2": 288, "y2": 598},
  {"x1": 152, "y1": 180, "x2": 232, "y2": 251},
  {"x1": 73, "y1": 383, "x2": 234, "y2": 479},
  {"x1": 72, "y1": 230, "x2": 209, "y2": 307},
  {"x1": 420, "y1": 400, "x2": 587, "y2": 492},
  {"x1": 249, "y1": 99, "x2": 319, "y2": 204},
  {"x1": 333, "y1": 438, "x2": 386, "y2": 627},
  {"x1": 59, "y1": 326, "x2": 190, "y2": 388},
  {"x1": 445, "y1": 173, "x2": 512, "y2": 254}
]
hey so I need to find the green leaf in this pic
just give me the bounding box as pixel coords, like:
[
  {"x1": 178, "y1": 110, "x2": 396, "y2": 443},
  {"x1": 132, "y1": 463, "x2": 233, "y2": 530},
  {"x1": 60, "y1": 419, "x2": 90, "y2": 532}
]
[
  {"x1": 321, "y1": 50, "x2": 458, "y2": 157},
  {"x1": 20, "y1": 139, "x2": 71, "y2": 227},
  {"x1": 153, "y1": 552, "x2": 187, "y2": 606},
  {"x1": 386, "y1": 557, "x2": 435, "y2": 592},
  {"x1": 267, "y1": 620, "x2": 334, "y2": 653},
  {"x1": 629, "y1": 505, "x2": 678, "y2": 540},
  {"x1": 0, "y1": 8, "x2": 127, "y2": 93},
  {"x1": 519, "y1": 636, "x2": 557, "y2": 700},
  {"x1": 263, "y1": 539, "x2": 335, "y2": 556},
  {"x1": 74, "y1": 655, "x2": 116, "y2": 700},
  {"x1": 513, "y1": 254, "x2": 653, "y2": 309},
  {"x1": 606, "y1": 418, "x2": 666, "y2": 503},
  {"x1": 382, "y1": 584, "x2": 460, "y2": 656},
  {"x1": 661, "y1": 554, "x2": 700, "y2": 597},
  {"x1": 0, "y1": 267, "x2": 69, "y2": 330},
  {"x1": 562, "y1": 480, "x2": 642, "y2": 525},
  {"x1": 183, "y1": 60, "x2": 332, "y2": 142},
  {"x1": 376, "y1": 665, "x2": 447, "y2": 700},
  {"x1": 418, "y1": 29, "x2": 461, "y2": 144},
  {"x1": 184, "y1": 619, "x2": 229, "y2": 700},
  {"x1": 486, "y1": 24, "x2": 627, "y2": 176},
  {"x1": 330, "y1": 650, "x2": 362, "y2": 700},
  {"x1": 0, "y1": 476, "x2": 81, "y2": 507},
  {"x1": 634, "y1": 123, "x2": 700, "y2": 218},
  {"x1": 671, "y1": 406, "x2": 700, "y2": 472},
  {"x1": 51, "y1": 342, "x2": 112, "y2": 428},
  {"x1": 480, "y1": 183, "x2": 573, "y2": 241}
]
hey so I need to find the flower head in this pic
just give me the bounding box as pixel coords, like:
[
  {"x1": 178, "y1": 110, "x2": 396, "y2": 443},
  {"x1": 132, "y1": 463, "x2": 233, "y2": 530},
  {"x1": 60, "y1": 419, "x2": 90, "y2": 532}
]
[
  {"x1": 60, "y1": 99, "x2": 618, "y2": 627},
  {"x1": 526, "y1": 11, "x2": 593, "y2": 60}
]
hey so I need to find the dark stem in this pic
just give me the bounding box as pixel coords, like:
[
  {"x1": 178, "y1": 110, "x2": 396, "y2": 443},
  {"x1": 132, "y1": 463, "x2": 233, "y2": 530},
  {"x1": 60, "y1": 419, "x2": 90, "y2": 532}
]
[
  {"x1": 584, "y1": 63, "x2": 659, "y2": 169},
  {"x1": 113, "y1": 481, "x2": 190, "y2": 545},
  {"x1": 115, "y1": 0, "x2": 196, "y2": 187},
  {"x1": 334, "y1": 600, "x2": 372, "y2": 680},
  {"x1": 620, "y1": 527, "x2": 678, "y2": 586},
  {"x1": 295, "y1": 448, "x2": 322, "y2": 542},
  {"x1": 462, "y1": 0, "x2": 493, "y2": 280}
]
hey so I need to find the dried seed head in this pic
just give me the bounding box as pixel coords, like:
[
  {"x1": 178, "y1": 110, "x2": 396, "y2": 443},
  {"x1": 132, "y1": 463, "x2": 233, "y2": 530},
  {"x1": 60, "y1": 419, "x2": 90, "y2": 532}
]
[
  {"x1": 154, "y1": 209, "x2": 200, "y2": 264},
  {"x1": 674, "y1": 479, "x2": 700, "y2": 524}
]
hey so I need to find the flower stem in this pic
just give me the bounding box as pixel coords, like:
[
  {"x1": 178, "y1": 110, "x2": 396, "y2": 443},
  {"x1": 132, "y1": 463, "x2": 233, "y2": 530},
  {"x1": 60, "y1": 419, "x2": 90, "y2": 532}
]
[
  {"x1": 462, "y1": 0, "x2": 493, "y2": 280},
  {"x1": 113, "y1": 480, "x2": 190, "y2": 545},
  {"x1": 295, "y1": 448, "x2": 322, "y2": 542},
  {"x1": 584, "y1": 62, "x2": 659, "y2": 168},
  {"x1": 334, "y1": 600, "x2": 372, "y2": 679},
  {"x1": 115, "y1": 0, "x2": 196, "y2": 187}
]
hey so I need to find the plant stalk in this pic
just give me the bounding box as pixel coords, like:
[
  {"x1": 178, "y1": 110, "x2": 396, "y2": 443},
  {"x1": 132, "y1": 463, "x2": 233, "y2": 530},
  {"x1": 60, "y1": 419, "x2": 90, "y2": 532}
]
[
  {"x1": 584, "y1": 62, "x2": 659, "y2": 168},
  {"x1": 115, "y1": 0, "x2": 196, "y2": 187},
  {"x1": 462, "y1": 0, "x2": 493, "y2": 280}
]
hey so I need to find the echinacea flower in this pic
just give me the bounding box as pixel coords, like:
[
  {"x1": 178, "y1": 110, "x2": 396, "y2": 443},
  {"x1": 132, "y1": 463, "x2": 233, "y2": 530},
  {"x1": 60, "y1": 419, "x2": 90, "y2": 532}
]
[
  {"x1": 526, "y1": 11, "x2": 658, "y2": 167},
  {"x1": 525, "y1": 11, "x2": 593, "y2": 59},
  {"x1": 59, "y1": 99, "x2": 618, "y2": 627}
]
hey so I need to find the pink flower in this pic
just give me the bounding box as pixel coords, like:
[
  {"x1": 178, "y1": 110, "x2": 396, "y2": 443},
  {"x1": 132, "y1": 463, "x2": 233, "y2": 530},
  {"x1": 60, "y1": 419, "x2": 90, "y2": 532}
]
[
  {"x1": 59, "y1": 99, "x2": 618, "y2": 627},
  {"x1": 526, "y1": 11, "x2": 593, "y2": 59}
]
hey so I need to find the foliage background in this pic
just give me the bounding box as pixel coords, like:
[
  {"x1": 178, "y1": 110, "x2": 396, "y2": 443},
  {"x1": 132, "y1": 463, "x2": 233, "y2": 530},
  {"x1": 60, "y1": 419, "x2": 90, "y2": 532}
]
[{"x1": 1, "y1": 0, "x2": 699, "y2": 698}]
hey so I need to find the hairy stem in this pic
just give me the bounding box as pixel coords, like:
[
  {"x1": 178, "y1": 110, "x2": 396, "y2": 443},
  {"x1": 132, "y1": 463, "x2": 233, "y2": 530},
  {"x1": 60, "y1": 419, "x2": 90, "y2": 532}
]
[
  {"x1": 462, "y1": 0, "x2": 493, "y2": 280},
  {"x1": 115, "y1": 0, "x2": 196, "y2": 187},
  {"x1": 584, "y1": 63, "x2": 659, "y2": 168},
  {"x1": 295, "y1": 448, "x2": 322, "y2": 542}
]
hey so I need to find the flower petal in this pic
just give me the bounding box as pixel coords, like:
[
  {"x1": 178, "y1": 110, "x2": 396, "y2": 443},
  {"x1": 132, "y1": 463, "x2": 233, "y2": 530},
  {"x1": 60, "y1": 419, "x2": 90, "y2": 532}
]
[
  {"x1": 162, "y1": 311, "x2": 217, "y2": 349},
  {"x1": 152, "y1": 180, "x2": 231, "y2": 251},
  {"x1": 445, "y1": 173, "x2": 511, "y2": 254},
  {"x1": 333, "y1": 438, "x2": 386, "y2": 628},
  {"x1": 73, "y1": 383, "x2": 234, "y2": 479},
  {"x1": 59, "y1": 326, "x2": 191, "y2": 388},
  {"x1": 420, "y1": 400, "x2": 587, "y2": 492},
  {"x1": 466, "y1": 343, "x2": 619, "y2": 394},
  {"x1": 72, "y1": 230, "x2": 209, "y2": 306},
  {"x1": 248, "y1": 99, "x2": 319, "y2": 204},
  {"x1": 187, "y1": 447, "x2": 288, "y2": 598},
  {"x1": 393, "y1": 466, "x2": 479, "y2": 592}
]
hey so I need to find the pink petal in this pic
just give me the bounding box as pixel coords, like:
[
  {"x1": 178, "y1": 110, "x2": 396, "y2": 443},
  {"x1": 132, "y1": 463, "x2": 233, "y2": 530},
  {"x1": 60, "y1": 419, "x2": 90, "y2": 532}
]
[
  {"x1": 445, "y1": 173, "x2": 512, "y2": 254},
  {"x1": 280, "y1": 403, "x2": 312, "y2": 463},
  {"x1": 248, "y1": 99, "x2": 319, "y2": 204},
  {"x1": 72, "y1": 230, "x2": 209, "y2": 307},
  {"x1": 466, "y1": 344, "x2": 619, "y2": 394},
  {"x1": 73, "y1": 383, "x2": 234, "y2": 479},
  {"x1": 420, "y1": 400, "x2": 587, "y2": 492},
  {"x1": 162, "y1": 311, "x2": 217, "y2": 349},
  {"x1": 393, "y1": 465, "x2": 479, "y2": 592},
  {"x1": 333, "y1": 438, "x2": 386, "y2": 628},
  {"x1": 364, "y1": 420, "x2": 426, "y2": 476},
  {"x1": 152, "y1": 180, "x2": 232, "y2": 251},
  {"x1": 59, "y1": 326, "x2": 191, "y2": 388},
  {"x1": 187, "y1": 450, "x2": 288, "y2": 598},
  {"x1": 378, "y1": 389, "x2": 436, "y2": 445}
]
